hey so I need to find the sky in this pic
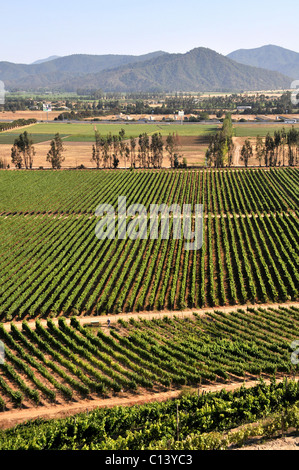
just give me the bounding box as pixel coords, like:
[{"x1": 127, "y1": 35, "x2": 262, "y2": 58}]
[{"x1": 1, "y1": 0, "x2": 299, "y2": 63}]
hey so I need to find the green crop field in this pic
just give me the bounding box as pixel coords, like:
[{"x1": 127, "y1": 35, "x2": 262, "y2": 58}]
[
  {"x1": 0, "y1": 165, "x2": 298, "y2": 439},
  {"x1": 0, "y1": 377, "x2": 298, "y2": 450},
  {"x1": 0, "y1": 307, "x2": 298, "y2": 415},
  {"x1": 0, "y1": 168, "x2": 298, "y2": 320},
  {"x1": 0, "y1": 133, "x2": 69, "y2": 145},
  {"x1": 0, "y1": 122, "x2": 219, "y2": 144},
  {"x1": 3, "y1": 120, "x2": 298, "y2": 144},
  {"x1": 234, "y1": 123, "x2": 299, "y2": 137}
]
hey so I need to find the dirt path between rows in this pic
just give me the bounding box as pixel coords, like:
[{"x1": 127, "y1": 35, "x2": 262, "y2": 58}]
[
  {"x1": 3, "y1": 300, "x2": 299, "y2": 331},
  {"x1": 232, "y1": 137, "x2": 241, "y2": 166},
  {"x1": 1, "y1": 210, "x2": 296, "y2": 220},
  {"x1": 234, "y1": 434, "x2": 299, "y2": 451},
  {"x1": 1, "y1": 377, "x2": 298, "y2": 431},
  {"x1": 1, "y1": 301, "x2": 298, "y2": 430}
]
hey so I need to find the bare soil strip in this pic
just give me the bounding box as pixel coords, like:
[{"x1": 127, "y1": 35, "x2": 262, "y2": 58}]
[
  {"x1": 3, "y1": 300, "x2": 299, "y2": 331},
  {"x1": 1, "y1": 302, "x2": 298, "y2": 430},
  {"x1": 0, "y1": 210, "x2": 295, "y2": 220},
  {"x1": 0, "y1": 377, "x2": 298, "y2": 431},
  {"x1": 233, "y1": 434, "x2": 299, "y2": 451}
]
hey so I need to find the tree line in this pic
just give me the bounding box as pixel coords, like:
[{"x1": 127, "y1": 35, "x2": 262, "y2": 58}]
[
  {"x1": 242, "y1": 127, "x2": 299, "y2": 167},
  {"x1": 206, "y1": 115, "x2": 299, "y2": 168},
  {"x1": 205, "y1": 114, "x2": 235, "y2": 167},
  {"x1": 0, "y1": 119, "x2": 37, "y2": 132},
  {"x1": 91, "y1": 129, "x2": 187, "y2": 169},
  {"x1": 10, "y1": 132, "x2": 65, "y2": 169},
  {"x1": 8, "y1": 129, "x2": 187, "y2": 170},
  {"x1": 8, "y1": 125, "x2": 298, "y2": 170}
]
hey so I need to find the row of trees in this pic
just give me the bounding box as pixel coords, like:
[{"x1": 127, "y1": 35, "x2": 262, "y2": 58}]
[
  {"x1": 11, "y1": 132, "x2": 65, "y2": 169},
  {"x1": 206, "y1": 115, "x2": 299, "y2": 168},
  {"x1": 242, "y1": 127, "x2": 299, "y2": 167},
  {"x1": 0, "y1": 118, "x2": 37, "y2": 132},
  {"x1": 91, "y1": 129, "x2": 187, "y2": 169},
  {"x1": 205, "y1": 114, "x2": 235, "y2": 167},
  {"x1": 9, "y1": 126, "x2": 298, "y2": 170},
  {"x1": 9, "y1": 130, "x2": 186, "y2": 170}
]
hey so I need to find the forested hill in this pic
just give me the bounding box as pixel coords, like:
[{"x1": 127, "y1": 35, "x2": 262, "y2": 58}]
[
  {"x1": 1, "y1": 47, "x2": 291, "y2": 92},
  {"x1": 62, "y1": 47, "x2": 291, "y2": 93},
  {"x1": 0, "y1": 51, "x2": 167, "y2": 90},
  {"x1": 227, "y1": 45, "x2": 299, "y2": 80}
]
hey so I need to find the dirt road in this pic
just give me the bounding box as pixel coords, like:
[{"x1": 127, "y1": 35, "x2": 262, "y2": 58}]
[
  {"x1": 0, "y1": 377, "x2": 297, "y2": 430},
  {"x1": 1, "y1": 301, "x2": 298, "y2": 430},
  {"x1": 3, "y1": 300, "x2": 299, "y2": 331}
]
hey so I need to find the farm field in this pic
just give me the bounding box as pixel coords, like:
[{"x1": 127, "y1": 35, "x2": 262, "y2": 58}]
[
  {"x1": 2, "y1": 0, "x2": 299, "y2": 452},
  {"x1": 0, "y1": 166, "x2": 298, "y2": 439},
  {"x1": 0, "y1": 377, "x2": 298, "y2": 450},
  {"x1": 0, "y1": 122, "x2": 219, "y2": 143},
  {"x1": 0, "y1": 168, "x2": 298, "y2": 320},
  {"x1": 1, "y1": 121, "x2": 299, "y2": 169},
  {"x1": 0, "y1": 136, "x2": 209, "y2": 168},
  {"x1": 234, "y1": 122, "x2": 299, "y2": 137},
  {"x1": 0, "y1": 133, "x2": 69, "y2": 145},
  {"x1": 0, "y1": 306, "x2": 298, "y2": 418},
  {"x1": 0, "y1": 122, "x2": 218, "y2": 168},
  {"x1": 1, "y1": 121, "x2": 299, "y2": 170},
  {"x1": 0, "y1": 110, "x2": 62, "y2": 122},
  {"x1": 1, "y1": 120, "x2": 297, "y2": 143}
]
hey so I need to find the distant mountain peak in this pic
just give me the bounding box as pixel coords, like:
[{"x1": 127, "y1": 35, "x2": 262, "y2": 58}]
[
  {"x1": 32, "y1": 56, "x2": 61, "y2": 65},
  {"x1": 232, "y1": 44, "x2": 298, "y2": 53},
  {"x1": 227, "y1": 45, "x2": 299, "y2": 79}
]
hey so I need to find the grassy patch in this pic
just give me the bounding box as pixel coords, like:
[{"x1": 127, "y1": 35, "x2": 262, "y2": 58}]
[
  {"x1": 0, "y1": 133, "x2": 69, "y2": 145},
  {"x1": 0, "y1": 122, "x2": 219, "y2": 144},
  {"x1": 234, "y1": 123, "x2": 299, "y2": 137}
]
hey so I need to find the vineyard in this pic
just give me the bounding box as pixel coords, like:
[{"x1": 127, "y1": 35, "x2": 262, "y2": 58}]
[
  {"x1": 0, "y1": 306, "x2": 298, "y2": 413},
  {"x1": 0, "y1": 366, "x2": 299, "y2": 450},
  {"x1": 0, "y1": 168, "x2": 298, "y2": 320},
  {"x1": 0, "y1": 166, "x2": 299, "y2": 449}
]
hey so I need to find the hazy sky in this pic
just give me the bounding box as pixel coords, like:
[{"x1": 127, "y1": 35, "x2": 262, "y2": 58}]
[{"x1": 1, "y1": 0, "x2": 298, "y2": 63}]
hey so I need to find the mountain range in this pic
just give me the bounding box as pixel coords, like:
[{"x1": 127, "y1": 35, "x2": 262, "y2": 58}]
[
  {"x1": 227, "y1": 45, "x2": 299, "y2": 81},
  {"x1": 0, "y1": 51, "x2": 166, "y2": 90},
  {"x1": 0, "y1": 46, "x2": 295, "y2": 93}
]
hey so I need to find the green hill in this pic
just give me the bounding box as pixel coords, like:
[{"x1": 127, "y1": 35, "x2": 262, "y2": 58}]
[
  {"x1": 227, "y1": 45, "x2": 299, "y2": 80},
  {"x1": 1, "y1": 47, "x2": 291, "y2": 92},
  {"x1": 0, "y1": 51, "x2": 167, "y2": 90},
  {"x1": 62, "y1": 47, "x2": 291, "y2": 93}
]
